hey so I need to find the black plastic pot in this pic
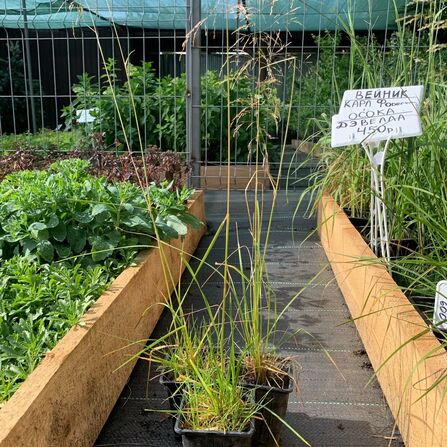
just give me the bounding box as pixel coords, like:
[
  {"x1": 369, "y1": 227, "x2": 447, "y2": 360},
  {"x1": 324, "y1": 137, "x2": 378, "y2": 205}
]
[
  {"x1": 343, "y1": 209, "x2": 369, "y2": 232},
  {"x1": 389, "y1": 238, "x2": 418, "y2": 258},
  {"x1": 174, "y1": 412, "x2": 255, "y2": 447},
  {"x1": 159, "y1": 373, "x2": 183, "y2": 411},
  {"x1": 159, "y1": 373, "x2": 183, "y2": 438},
  {"x1": 242, "y1": 363, "x2": 293, "y2": 447}
]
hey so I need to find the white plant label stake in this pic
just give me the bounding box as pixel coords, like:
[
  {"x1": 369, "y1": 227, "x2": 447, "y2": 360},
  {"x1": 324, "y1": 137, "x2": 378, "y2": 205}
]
[
  {"x1": 76, "y1": 108, "x2": 97, "y2": 124},
  {"x1": 434, "y1": 281, "x2": 447, "y2": 331},
  {"x1": 331, "y1": 86, "x2": 424, "y2": 264}
]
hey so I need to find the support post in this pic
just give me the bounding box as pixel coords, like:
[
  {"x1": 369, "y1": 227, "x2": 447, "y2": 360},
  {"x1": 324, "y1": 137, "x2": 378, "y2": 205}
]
[
  {"x1": 362, "y1": 139, "x2": 391, "y2": 267},
  {"x1": 186, "y1": 0, "x2": 201, "y2": 187},
  {"x1": 21, "y1": 0, "x2": 37, "y2": 133}
]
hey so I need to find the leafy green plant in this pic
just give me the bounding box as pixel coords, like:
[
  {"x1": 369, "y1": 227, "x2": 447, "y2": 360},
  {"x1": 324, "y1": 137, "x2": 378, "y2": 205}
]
[
  {"x1": 0, "y1": 159, "x2": 199, "y2": 264},
  {"x1": 287, "y1": 33, "x2": 353, "y2": 139},
  {"x1": 0, "y1": 155, "x2": 200, "y2": 405},
  {"x1": 62, "y1": 61, "x2": 159, "y2": 149},
  {"x1": 0, "y1": 255, "x2": 112, "y2": 403},
  {"x1": 0, "y1": 129, "x2": 83, "y2": 156},
  {"x1": 64, "y1": 66, "x2": 281, "y2": 162}
]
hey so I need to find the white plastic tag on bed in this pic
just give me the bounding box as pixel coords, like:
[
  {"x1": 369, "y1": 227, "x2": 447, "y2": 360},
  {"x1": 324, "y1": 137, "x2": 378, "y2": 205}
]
[{"x1": 434, "y1": 280, "x2": 447, "y2": 331}]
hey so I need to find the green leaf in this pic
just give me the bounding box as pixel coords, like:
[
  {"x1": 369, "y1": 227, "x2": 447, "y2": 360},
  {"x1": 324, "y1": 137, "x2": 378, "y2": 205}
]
[
  {"x1": 90, "y1": 204, "x2": 111, "y2": 224},
  {"x1": 91, "y1": 204, "x2": 110, "y2": 217},
  {"x1": 178, "y1": 213, "x2": 201, "y2": 229},
  {"x1": 22, "y1": 237, "x2": 37, "y2": 254},
  {"x1": 165, "y1": 215, "x2": 187, "y2": 236},
  {"x1": 122, "y1": 203, "x2": 134, "y2": 213},
  {"x1": 107, "y1": 230, "x2": 121, "y2": 247},
  {"x1": 122, "y1": 215, "x2": 153, "y2": 232},
  {"x1": 154, "y1": 221, "x2": 179, "y2": 240},
  {"x1": 51, "y1": 222, "x2": 67, "y2": 242},
  {"x1": 37, "y1": 240, "x2": 54, "y2": 262},
  {"x1": 28, "y1": 222, "x2": 47, "y2": 238},
  {"x1": 54, "y1": 244, "x2": 72, "y2": 259},
  {"x1": 74, "y1": 210, "x2": 94, "y2": 224},
  {"x1": 91, "y1": 238, "x2": 115, "y2": 261},
  {"x1": 29, "y1": 222, "x2": 49, "y2": 241},
  {"x1": 67, "y1": 227, "x2": 87, "y2": 254},
  {"x1": 46, "y1": 215, "x2": 59, "y2": 229}
]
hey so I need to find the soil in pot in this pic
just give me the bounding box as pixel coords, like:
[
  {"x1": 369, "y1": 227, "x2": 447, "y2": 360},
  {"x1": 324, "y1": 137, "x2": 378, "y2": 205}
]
[{"x1": 174, "y1": 412, "x2": 255, "y2": 447}]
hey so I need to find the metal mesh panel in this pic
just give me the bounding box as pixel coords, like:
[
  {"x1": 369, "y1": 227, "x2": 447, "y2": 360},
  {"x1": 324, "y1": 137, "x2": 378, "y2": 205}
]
[{"x1": 0, "y1": 0, "x2": 435, "y2": 187}]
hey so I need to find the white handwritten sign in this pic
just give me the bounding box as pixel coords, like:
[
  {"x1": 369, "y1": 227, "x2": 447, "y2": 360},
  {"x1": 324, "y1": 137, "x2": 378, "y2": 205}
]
[
  {"x1": 434, "y1": 281, "x2": 447, "y2": 331},
  {"x1": 331, "y1": 86, "x2": 424, "y2": 147}
]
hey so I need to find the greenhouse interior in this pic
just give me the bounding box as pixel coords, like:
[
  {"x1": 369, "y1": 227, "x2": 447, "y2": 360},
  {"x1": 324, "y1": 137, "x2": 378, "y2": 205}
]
[{"x1": 0, "y1": 0, "x2": 446, "y2": 446}]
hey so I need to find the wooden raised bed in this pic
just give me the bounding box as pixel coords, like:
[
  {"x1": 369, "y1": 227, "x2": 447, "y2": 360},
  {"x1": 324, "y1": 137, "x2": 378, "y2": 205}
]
[
  {"x1": 318, "y1": 194, "x2": 447, "y2": 447},
  {"x1": 200, "y1": 164, "x2": 270, "y2": 189},
  {"x1": 0, "y1": 191, "x2": 206, "y2": 447}
]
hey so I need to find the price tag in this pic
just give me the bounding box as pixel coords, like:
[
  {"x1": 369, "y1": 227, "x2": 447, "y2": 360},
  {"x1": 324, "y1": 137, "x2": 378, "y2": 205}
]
[
  {"x1": 331, "y1": 85, "x2": 424, "y2": 147},
  {"x1": 434, "y1": 280, "x2": 447, "y2": 331}
]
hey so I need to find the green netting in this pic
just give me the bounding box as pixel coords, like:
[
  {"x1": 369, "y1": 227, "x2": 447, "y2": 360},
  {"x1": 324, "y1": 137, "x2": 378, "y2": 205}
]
[{"x1": 0, "y1": 0, "x2": 405, "y2": 30}]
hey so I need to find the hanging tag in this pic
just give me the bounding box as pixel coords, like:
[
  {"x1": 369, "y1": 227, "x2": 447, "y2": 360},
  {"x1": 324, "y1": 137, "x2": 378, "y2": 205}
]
[{"x1": 434, "y1": 280, "x2": 447, "y2": 331}]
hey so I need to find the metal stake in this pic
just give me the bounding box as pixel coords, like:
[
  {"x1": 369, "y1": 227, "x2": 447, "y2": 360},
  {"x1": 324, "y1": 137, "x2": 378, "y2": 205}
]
[
  {"x1": 186, "y1": 0, "x2": 201, "y2": 187},
  {"x1": 21, "y1": 0, "x2": 37, "y2": 133}
]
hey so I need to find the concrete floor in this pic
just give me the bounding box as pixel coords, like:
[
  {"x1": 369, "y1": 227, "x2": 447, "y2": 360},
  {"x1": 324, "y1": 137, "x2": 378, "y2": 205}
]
[{"x1": 95, "y1": 190, "x2": 403, "y2": 447}]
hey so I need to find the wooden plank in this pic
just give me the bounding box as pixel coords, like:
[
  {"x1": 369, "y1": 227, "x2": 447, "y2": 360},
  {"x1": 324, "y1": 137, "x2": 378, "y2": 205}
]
[
  {"x1": 200, "y1": 165, "x2": 270, "y2": 189},
  {"x1": 0, "y1": 191, "x2": 206, "y2": 447},
  {"x1": 318, "y1": 195, "x2": 447, "y2": 447}
]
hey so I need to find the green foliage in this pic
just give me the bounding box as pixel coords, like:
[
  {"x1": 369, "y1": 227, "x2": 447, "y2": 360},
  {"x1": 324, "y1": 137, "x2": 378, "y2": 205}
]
[
  {"x1": 0, "y1": 255, "x2": 111, "y2": 402},
  {"x1": 303, "y1": 24, "x2": 447, "y2": 297},
  {"x1": 0, "y1": 159, "x2": 198, "y2": 264},
  {"x1": 287, "y1": 33, "x2": 361, "y2": 139},
  {"x1": 0, "y1": 158, "x2": 200, "y2": 403},
  {"x1": 63, "y1": 66, "x2": 281, "y2": 162},
  {"x1": 62, "y1": 61, "x2": 158, "y2": 149},
  {"x1": 0, "y1": 129, "x2": 83, "y2": 156}
]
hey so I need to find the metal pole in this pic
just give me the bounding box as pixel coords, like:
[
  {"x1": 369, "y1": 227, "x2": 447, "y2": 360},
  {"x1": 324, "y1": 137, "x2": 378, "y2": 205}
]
[
  {"x1": 186, "y1": 0, "x2": 201, "y2": 187},
  {"x1": 21, "y1": 0, "x2": 37, "y2": 133}
]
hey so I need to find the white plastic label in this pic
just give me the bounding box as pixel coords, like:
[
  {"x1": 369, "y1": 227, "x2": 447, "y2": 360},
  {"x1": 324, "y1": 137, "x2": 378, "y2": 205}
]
[
  {"x1": 331, "y1": 85, "x2": 424, "y2": 147},
  {"x1": 434, "y1": 280, "x2": 447, "y2": 331},
  {"x1": 76, "y1": 108, "x2": 97, "y2": 124}
]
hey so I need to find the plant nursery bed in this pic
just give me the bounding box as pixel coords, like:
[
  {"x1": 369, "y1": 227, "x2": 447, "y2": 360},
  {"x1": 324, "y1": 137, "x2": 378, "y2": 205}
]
[
  {"x1": 318, "y1": 194, "x2": 447, "y2": 447},
  {"x1": 200, "y1": 164, "x2": 270, "y2": 189},
  {"x1": 0, "y1": 191, "x2": 206, "y2": 447}
]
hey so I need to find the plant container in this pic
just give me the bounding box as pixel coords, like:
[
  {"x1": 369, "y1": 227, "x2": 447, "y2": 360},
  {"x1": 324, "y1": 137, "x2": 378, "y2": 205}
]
[
  {"x1": 159, "y1": 372, "x2": 183, "y2": 438},
  {"x1": 159, "y1": 372, "x2": 183, "y2": 411},
  {"x1": 200, "y1": 164, "x2": 270, "y2": 190},
  {"x1": 388, "y1": 238, "x2": 418, "y2": 258},
  {"x1": 174, "y1": 414, "x2": 255, "y2": 447},
  {"x1": 342, "y1": 209, "x2": 370, "y2": 232},
  {"x1": 242, "y1": 363, "x2": 293, "y2": 447}
]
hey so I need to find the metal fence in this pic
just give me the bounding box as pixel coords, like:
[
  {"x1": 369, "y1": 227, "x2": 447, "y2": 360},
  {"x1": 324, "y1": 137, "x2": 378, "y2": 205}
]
[{"x1": 0, "y1": 0, "x2": 433, "y2": 187}]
